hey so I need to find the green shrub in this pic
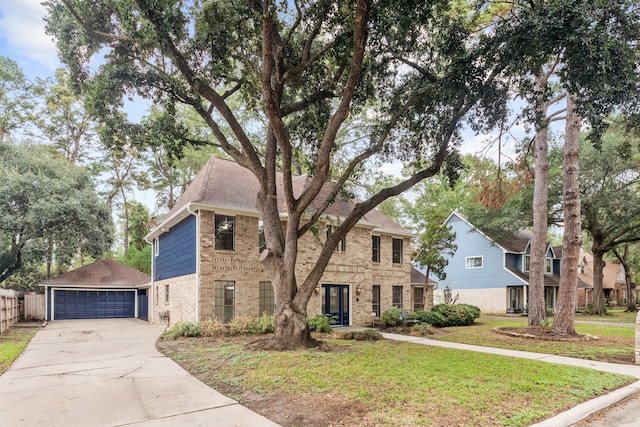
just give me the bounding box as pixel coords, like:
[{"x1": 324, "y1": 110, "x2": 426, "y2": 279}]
[
  {"x1": 334, "y1": 329, "x2": 382, "y2": 341},
  {"x1": 163, "y1": 321, "x2": 201, "y2": 339},
  {"x1": 307, "y1": 314, "x2": 334, "y2": 333},
  {"x1": 413, "y1": 310, "x2": 447, "y2": 327},
  {"x1": 431, "y1": 304, "x2": 481, "y2": 326},
  {"x1": 458, "y1": 304, "x2": 481, "y2": 320},
  {"x1": 250, "y1": 313, "x2": 275, "y2": 334},
  {"x1": 381, "y1": 306, "x2": 403, "y2": 326}
]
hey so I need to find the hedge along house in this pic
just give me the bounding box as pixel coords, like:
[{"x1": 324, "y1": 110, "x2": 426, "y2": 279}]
[
  {"x1": 40, "y1": 259, "x2": 151, "y2": 321},
  {"x1": 144, "y1": 157, "x2": 418, "y2": 327}
]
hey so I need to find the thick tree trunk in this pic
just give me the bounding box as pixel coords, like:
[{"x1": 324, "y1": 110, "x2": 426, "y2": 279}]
[
  {"x1": 613, "y1": 244, "x2": 637, "y2": 312},
  {"x1": 529, "y1": 75, "x2": 550, "y2": 326},
  {"x1": 553, "y1": 95, "x2": 581, "y2": 335},
  {"x1": 270, "y1": 304, "x2": 315, "y2": 349},
  {"x1": 625, "y1": 276, "x2": 637, "y2": 313},
  {"x1": 590, "y1": 248, "x2": 607, "y2": 315}
]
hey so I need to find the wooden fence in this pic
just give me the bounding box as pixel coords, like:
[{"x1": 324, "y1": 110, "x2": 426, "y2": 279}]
[
  {"x1": 0, "y1": 289, "x2": 20, "y2": 335},
  {"x1": 23, "y1": 294, "x2": 45, "y2": 321}
]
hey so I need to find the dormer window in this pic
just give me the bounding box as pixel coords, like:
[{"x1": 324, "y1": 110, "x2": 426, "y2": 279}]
[
  {"x1": 215, "y1": 214, "x2": 235, "y2": 251},
  {"x1": 524, "y1": 255, "x2": 530, "y2": 272},
  {"x1": 578, "y1": 257, "x2": 587, "y2": 274},
  {"x1": 545, "y1": 258, "x2": 552, "y2": 274}
]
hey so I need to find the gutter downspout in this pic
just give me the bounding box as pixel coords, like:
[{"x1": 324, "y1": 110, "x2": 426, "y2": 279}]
[
  {"x1": 143, "y1": 234, "x2": 155, "y2": 324},
  {"x1": 187, "y1": 203, "x2": 200, "y2": 323}
]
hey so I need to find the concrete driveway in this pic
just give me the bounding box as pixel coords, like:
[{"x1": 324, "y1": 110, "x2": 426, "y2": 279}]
[{"x1": 0, "y1": 319, "x2": 279, "y2": 426}]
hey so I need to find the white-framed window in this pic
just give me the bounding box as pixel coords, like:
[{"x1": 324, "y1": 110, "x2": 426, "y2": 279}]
[
  {"x1": 154, "y1": 237, "x2": 159, "y2": 257},
  {"x1": 545, "y1": 258, "x2": 552, "y2": 274},
  {"x1": 465, "y1": 256, "x2": 483, "y2": 269},
  {"x1": 524, "y1": 255, "x2": 530, "y2": 272}
]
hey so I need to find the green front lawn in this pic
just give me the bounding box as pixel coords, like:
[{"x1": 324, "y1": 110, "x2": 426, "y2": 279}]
[
  {"x1": 429, "y1": 317, "x2": 634, "y2": 363},
  {"x1": 158, "y1": 333, "x2": 635, "y2": 427}
]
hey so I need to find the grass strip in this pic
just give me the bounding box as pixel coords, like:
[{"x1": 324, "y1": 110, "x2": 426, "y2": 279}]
[{"x1": 0, "y1": 327, "x2": 37, "y2": 375}]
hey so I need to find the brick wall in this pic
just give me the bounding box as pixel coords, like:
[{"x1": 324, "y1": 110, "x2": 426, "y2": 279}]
[
  {"x1": 153, "y1": 274, "x2": 197, "y2": 326},
  {"x1": 194, "y1": 210, "x2": 414, "y2": 326}
]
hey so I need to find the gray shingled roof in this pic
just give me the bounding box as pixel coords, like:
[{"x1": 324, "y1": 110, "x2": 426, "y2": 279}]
[
  {"x1": 163, "y1": 157, "x2": 411, "y2": 236},
  {"x1": 41, "y1": 259, "x2": 150, "y2": 288},
  {"x1": 411, "y1": 267, "x2": 437, "y2": 285}
]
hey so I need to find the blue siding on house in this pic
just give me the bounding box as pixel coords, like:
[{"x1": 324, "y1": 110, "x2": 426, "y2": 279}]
[
  {"x1": 434, "y1": 213, "x2": 526, "y2": 290},
  {"x1": 154, "y1": 215, "x2": 197, "y2": 280}
]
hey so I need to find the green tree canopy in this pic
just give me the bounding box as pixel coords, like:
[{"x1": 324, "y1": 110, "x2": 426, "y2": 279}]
[{"x1": 0, "y1": 140, "x2": 113, "y2": 285}]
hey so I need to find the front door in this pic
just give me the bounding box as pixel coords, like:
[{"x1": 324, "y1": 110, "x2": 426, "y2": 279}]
[{"x1": 322, "y1": 284, "x2": 349, "y2": 326}]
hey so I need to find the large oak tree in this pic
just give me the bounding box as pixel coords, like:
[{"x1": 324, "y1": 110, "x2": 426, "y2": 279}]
[{"x1": 44, "y1": 0, "x2": 624, "y2": 348}]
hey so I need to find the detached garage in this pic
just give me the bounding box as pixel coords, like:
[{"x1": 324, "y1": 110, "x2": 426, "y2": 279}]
[{"x1": 41, "y1": 259, "x2": 150, "y2": 321}]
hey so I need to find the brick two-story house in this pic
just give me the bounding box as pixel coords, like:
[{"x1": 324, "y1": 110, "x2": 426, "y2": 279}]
[{"x1": 145, "y1": 157, "x2": 429, "y2": 327}]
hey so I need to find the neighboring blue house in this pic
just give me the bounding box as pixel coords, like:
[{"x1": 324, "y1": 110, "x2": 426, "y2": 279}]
[{"x1": 432, "y1": 211, "x2": 566, "y2": 314}]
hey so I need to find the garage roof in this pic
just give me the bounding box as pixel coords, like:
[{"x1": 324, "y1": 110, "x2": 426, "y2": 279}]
[{"x1": 40, "y1": 259, "x2": 150, "y2": 288}]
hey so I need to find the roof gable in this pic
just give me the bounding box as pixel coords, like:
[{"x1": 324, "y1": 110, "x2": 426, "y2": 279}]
[
  {"x1": 41, "y1": 259, "x2": 150, "y2": 288},
  {"x1": 445, "y1": 211, "x2": 548, "y2": 255},
  {"x1": 154, "y1": 157, "x2": 411, "y2": 237}
]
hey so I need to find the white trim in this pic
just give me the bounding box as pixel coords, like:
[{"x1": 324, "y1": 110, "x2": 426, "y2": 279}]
[
  {"x1": 465, "y1": 256, "x2": 483, "y2": 269},
  {"x1": 188, "y1": 206, "x2": 201, "y2": 323},
  {"x1": 444, "y1": 211, "x2": 511, "y2": 253}
]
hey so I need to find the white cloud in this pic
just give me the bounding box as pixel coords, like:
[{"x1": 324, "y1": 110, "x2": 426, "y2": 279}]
[{"x1": 0, "y1": 0, "x2": 59, "y2": 70}]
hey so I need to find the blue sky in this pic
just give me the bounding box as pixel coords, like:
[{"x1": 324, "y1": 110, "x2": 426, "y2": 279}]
[
  {"x1": 0, "y1": 1, "x2": 60, "y2": 80},
  {"x1": 0, "y1": 0, "x2": 522, "y2": 174}
]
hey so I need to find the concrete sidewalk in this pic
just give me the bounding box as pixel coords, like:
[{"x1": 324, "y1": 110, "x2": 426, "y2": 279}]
[
  {"x1": 381, "y1": 332, "x2": 640, "y2": 427},
  {"x1": 0, "y1": 319, "x2": 278, "y2": 427}
]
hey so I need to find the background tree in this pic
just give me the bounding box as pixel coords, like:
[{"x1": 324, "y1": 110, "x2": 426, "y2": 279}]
[
  {"x1": 553, "y1": 95, "x2": 581, "y2": 335},
  {"x1": 612, "y1": 243, "x2": 638, "y2": 313},
  {"x1": 0, "y1": 140, "x2": 113, "y2": 285},
  {"x1": 36, "y1": 68, "x2": 97, "y2": 164},
  {"x1": 413, "y1": 221, "x2": 457, "y2": 282},
  {"x1": 0, "y1": 56, "x2": 36, "y2": 141},
  {"x1": 492, "y1": 0, "x2": 640, "y2": 331},
  {"x1": 580, "y1": 120, "x2": 640, "y2": 315},
  {"x1": 115, "y1": 201, "x2": 152, "y2": 274}
]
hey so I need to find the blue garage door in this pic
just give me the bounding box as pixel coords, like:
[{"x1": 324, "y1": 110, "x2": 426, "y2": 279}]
[{"x1": 53, "y1": 290, "x2": 135, "y2": 320}]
